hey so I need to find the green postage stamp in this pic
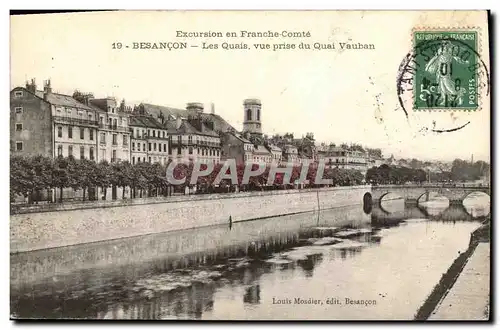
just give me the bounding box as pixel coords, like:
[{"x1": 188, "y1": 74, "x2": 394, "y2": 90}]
[
  {"x1": 412, "y1": 30, "x2": 479, "y2": 111},
  {"x1": 397, "y1": 29, "x2": 488, "y2": 113}
]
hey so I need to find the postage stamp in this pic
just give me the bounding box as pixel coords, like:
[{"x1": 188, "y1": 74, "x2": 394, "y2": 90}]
[
  {"x1": 413, "y1": 30, "x2": 478, "y2": 111},
  {"x1": 397, "y1": 29, "x2": 489, "y2": 115}
]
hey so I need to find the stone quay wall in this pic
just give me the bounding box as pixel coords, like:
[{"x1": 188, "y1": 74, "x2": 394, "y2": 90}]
[{"x1": 10, "y1": 186, "x2": 371, "y2": 253}]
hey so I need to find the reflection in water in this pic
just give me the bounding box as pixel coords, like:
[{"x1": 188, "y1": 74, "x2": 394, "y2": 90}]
[{"x1": 11, "y1": 197, "x2": 490, "y2": 320}]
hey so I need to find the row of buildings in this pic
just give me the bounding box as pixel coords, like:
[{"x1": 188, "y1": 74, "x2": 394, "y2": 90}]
[{"x1": 10, "y1": 79, "x2": 384, "y2": 175}]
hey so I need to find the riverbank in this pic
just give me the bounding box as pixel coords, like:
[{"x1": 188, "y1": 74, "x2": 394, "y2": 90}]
[
  {"x1": 414, "y1": 219, "x2": 490, "y2": 320},
  {"x1": 10, "y1": 185, "x2": 371, "y2": 253}
]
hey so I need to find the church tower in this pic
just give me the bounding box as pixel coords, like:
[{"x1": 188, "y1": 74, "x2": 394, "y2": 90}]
[{"x1": 242, "y1": 98, "x2": 262, "y2": 137}]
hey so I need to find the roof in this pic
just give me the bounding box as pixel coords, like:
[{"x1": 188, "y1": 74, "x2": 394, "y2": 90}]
[
  {"x1": 164, "y1": 119, "x2": 219, "y2": 137},
  {"x1": 129, "y1": 115, "x2": 164, "y2": 129},
  {"x1": 253, "y1": 145, "x2": 271, "y2": 155},
  {"x1": 34, "y1": 90, "x2": 95, "y2": 111},
  {"x1": 141, "y1": 103, "x2": 236, "y2": 133},
  {"x1": 268, "y1": 144, "x2": 282, "y2": 152},
  {"x1": 232, "y1": 132, "x2": 252, "y2": 144}
]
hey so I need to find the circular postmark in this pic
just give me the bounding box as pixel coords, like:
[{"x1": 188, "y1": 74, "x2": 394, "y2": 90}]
[{"x1": 396, "y1": 32, "x2": 490, "y2": 133}]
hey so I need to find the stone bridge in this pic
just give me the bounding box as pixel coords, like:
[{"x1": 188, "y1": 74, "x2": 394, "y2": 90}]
[{"x1": 371, "y1": 185, "x2": 490, "y2": 205}]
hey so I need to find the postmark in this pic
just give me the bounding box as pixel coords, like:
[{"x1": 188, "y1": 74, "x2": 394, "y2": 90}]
[{"x1": 397, "y1": 28, "x2": 489, "y2": 116}]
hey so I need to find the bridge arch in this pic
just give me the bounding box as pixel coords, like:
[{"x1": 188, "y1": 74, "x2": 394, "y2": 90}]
[{"x1": 461, "y1": 190, "x2": 490, "y2": 202}]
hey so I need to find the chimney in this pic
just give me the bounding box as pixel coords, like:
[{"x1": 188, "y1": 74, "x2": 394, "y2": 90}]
[
  {"x1": 43, "y1": 79, "x2": 52, "y2": 101},
  {"x1": 176, "y1": 115, "x2": 182, "y2": 129},
  {"x1": 211, "y1": 103, "x2": 215, "y2": 114},
  {"x1": 25, "y1": 78, "x2": 37, "y2": 94},
  {"x1": 158, "y1": 111, "x2": 165, "y2": 124}
]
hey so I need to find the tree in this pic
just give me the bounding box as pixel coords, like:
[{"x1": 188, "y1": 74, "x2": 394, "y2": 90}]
[
  {"x1": 96, "y1": 161, "x2": 112, "y2": 200},
  {"x1": 78, "y1": 159, "x2": 99, "y2": 201},
  {"x1": 52, "y1": 156, "x2": 72, "y2": 203}
]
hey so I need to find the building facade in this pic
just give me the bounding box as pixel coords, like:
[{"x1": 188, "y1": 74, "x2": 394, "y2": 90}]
[
  {"x1": 90, "y1": 97, "x2": 131, "y2": 163},
  {"x1": 10, "y1": 81, "x2": 53, "y2": 157},
  {"x1": 129, "y1": 115, "x2": 169, "y2": 165},
  {"x1": 282, "y1": 144, "x2": 299, "y2": 164},
  {"x1": 165, "y1": 116, "x2": 221, "y2": 164}
]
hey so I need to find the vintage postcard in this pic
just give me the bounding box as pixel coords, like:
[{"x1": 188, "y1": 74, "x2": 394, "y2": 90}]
[{"x1": 9, "y1": 10, "x2": 491, "y2": 321}]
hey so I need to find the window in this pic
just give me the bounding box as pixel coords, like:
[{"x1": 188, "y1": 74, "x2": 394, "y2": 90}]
[
  {"x1": 112, "y1": 150, "x2": 117, "y2": 162},
  {"x1": 246, "y1": 109, "x2": 252, "y2": 121},
  {"x1": 80, "y1": 146, "x2": 85, "y2": 159},
  {"x1": 143, "y1": 143, "x2": 146, "y2": 151},
  {"x1": 80, "y1": 127, "x2": 85, "y2": 139},
  {"x1": 90, "y1": 147, "x2": 94, "y2": 161},
  {"x1": 137, "y1": 143, "x2": 140, "y2": 151},
  {"x1": 14, "y1": 91, "x2": 23, "y2": 98},
  {"x1": 148, "y1": 143, "x2": 151, "y2": 151},
  {"x1": 15, "y1": 107, "x2": 23, "y2": 114},
  {"x1": 189, "y1": 147, "x2": 193, "y2": 155},
  {"x1": 88, "y1": 113, "x2": 93, "y2": 120},
  {"x1": 163, "y1": 144, "x2": 167, "y2": 152},
  {"x1": 68, "y1": 145, "x2": 73, "y2": 157},
  {"x1": 177, "y1": 148, "x2": 181, "y2": 155},
  {"x1": 90, "y1": 129, "x2": 94, "y2": 141},
  {"x1": 143, "y1": 157, "x2": 146, "y2": 162},
  {"x1": 15, "y1": 123, "x2": 22, "y2": 131},
  {"x1": 153, "y1": 143, "x2": 157, "y2": 151},
  {"x1": 100, "y1": 116, "x2": 104, "y2": 125},
  {"x1": 123, "y1": 134, "x2": 128, "y2": 146},
  {"x1": 153, "y1": 130, "x2": 156, "y2": 138},
  {"x1": 132, "y1": 142, "x2": 135, "y2": 151},
  {"x1": 112, "y1": 134, "x2": 117, "y2": 145},
  {"x1": 162, "y1": 131, "x2": 165, "y2": 138},
  {"x1": 58, "y1": 126, "x2": 62, "y2": 138},
  {"x1": 66, "y1": 108, "x2": 72, "y2": 116},
  {"x1": 100, "y1": 132, "x2": 106, "y2": 144},
  {"x1": 15, "y1": 141, "x2": 23, "y2": 151},
  {"x1": 132, "y1": 157, "x2": 135, "y2": 165},
  {"x1": 257, "y1": 109, "x2": 260, "y2": 121},
  {"x1": 68, "y1": 126, "x2": 73, "y2": 139},
  {"x1": 148, "y1": 157, "x2": 151, "y2": 163},
  {"x1": 148, "y1": 129, "x2": 151, "y2": 137},
  {"x1": 113, "y1": 119, "x2": 117, "y2": 129},
  {"x1": 78, "y1": 111, "x2": 83, "y2": 118},
  {"x1": 57, "y1": 145, "x2": 63, "y2": 156},
  {"x1": 188, "y1": 135, "x2": 193, "y2": 144}
]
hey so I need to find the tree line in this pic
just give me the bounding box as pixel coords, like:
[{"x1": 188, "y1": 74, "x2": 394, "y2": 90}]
[
  {"x1": 10, "y1": 155, "x2": 366, "y2": 204},
  {"x1": 366, "y1": 164, "x2": 427, "y2": 185},
  {"x1": 366, "y1": 160, "x2": 490, "y2": 185}
]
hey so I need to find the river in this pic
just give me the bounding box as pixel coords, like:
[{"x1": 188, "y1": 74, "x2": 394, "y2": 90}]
[{"x1": 10, "y1": 193, "x2": 490, "y2": 320}]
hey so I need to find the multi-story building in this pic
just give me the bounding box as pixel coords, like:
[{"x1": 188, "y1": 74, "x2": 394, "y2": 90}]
[
  {"x1": 11, "y1": 79, "x2": 100, "y2": 161},
  {"x1": 129, "y1": 115, "x2": 169, "y2": 165},
  {"x1": 267, "y1": 144, "x2": 282, "y2": 163},
  {"x1": 283, "y1": 144, "x2": 299, "y2": 164},
  {"x1": 10, "y1": 80, "x2": 54, "y2": 157},
  {"x1": 164, "y1": 116, "x2": 221, "y2": 164},
  {"x1": 320, "y1": 146, "x2": 370, "y2": 174},
  {"x1": 220, "y1": 131, "x2": 254, "y2": 165},
  {"x1": 88, "y1": 97, "x2": 131, "y2": 163}
]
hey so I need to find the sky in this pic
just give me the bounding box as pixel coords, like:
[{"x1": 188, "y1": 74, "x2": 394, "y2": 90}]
[{"x1": 10, "y1": 11, "x2": 491, "y2": 162}]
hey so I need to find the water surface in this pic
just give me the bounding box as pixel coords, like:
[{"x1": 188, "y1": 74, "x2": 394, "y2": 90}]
[{"x1": 11, "y1": 196, "x2": 489, "y2": 320}]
